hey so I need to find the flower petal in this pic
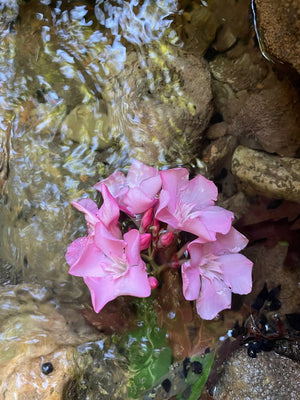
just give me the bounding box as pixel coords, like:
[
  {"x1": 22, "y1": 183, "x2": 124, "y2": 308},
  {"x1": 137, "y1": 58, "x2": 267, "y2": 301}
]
[
  {"x1": 159, "y1": 168, "x2": 189, "y2": 211},
  {"x1": 68, "y1": 238, "x2": 106, "y2": 277},
  {"x1": 183, "y1": 175, "x2": 217, "y2": 208},
  {"x1": 196, "y1": 276, "x2": 232, "y2": 320},
  {"x1": 123, "y1": 187, "x2": 156, "y2": 215},
  {"x1": 124, "y1": 229, "x2": 142, "y2": 266},
  {"x1": 182, "y1": 214, "x2": 214, "y2": 241},
  {"x1": 199, "y1": 206, "x2": 234, "y2": 238},
  {"x1": 181, "y1": 261, "x2": 201, "y2": 301},
  {"x1": 155, "y1": 190, "x2": 180, "y2": 228},
  {"x1": 204, "y1": 227, "x2": 249, "y2": 256},
  {"x1": 218, "y1": 253, "x2": 253, "y2": 294},
  {"x1": 94, "y1": 222, "x2": 125, "y2": 259},
  {"x1": 97, "y1": 184, "x2": 121, "y2": 237},
  {"x1": 72, "y1": 199, "x2": 99, "y2": 227},
  {"x1": 84, "y1": 276, "x2": 118, "y2": 312},
  {"x1": 65, "y1": 236, "x2": 88, "y2": 267},
  {"x1": 94, "y1": 170, "x2": 126, "y2": 197}
]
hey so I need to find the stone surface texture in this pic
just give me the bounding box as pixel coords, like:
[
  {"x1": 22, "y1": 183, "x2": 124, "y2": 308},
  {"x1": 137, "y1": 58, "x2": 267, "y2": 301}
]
[
  {"x1": 232, "y1": 146, "x2": 300, "y2": 202},
  {"x1": 255, "y1": 0, "x2": 300, "y2": 73},
  {"x1": 214, "y1": 348, "x2": 300, "y2": 400}
]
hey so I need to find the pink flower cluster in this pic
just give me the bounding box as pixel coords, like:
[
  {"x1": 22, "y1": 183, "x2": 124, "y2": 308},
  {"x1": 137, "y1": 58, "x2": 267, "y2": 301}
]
[{"x1": 66, "y1": 160, "x2": 253, "y2": 320}]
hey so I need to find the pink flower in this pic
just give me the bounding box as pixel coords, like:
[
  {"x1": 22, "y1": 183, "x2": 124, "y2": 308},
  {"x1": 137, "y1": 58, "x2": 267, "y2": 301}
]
[
  {"x1": 181, "y1": 227, "x2": 253, "y2": 320},
  {"x1": 155, "y1": 168, "x2": 234, "y2": 242},
  {"x1": 94, "y1": 160, "x2": 162, "y2": 216},
  {"x1": 71, "y1": 185, "x2": 121, "y2": 238},
  {"x1": 68, "y1": 224, "x2": 151, "y2": 312}
]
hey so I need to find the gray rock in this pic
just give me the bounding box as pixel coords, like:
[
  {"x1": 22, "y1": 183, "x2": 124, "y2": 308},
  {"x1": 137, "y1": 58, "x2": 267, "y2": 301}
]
[
  {"x1": 214, "y1": 348, "x2": 300, "y2": 400},
  {"x1": 232, "y1": 146, "x2": 300, "y2": 202}
]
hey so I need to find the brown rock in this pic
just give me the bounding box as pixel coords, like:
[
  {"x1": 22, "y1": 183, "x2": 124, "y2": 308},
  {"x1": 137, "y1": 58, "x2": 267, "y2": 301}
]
[
  {"x1": 254, "y1": 0, "x2": 300, "y2": 73},
  {"x1": 227, "y1": 75, "x2": 300, "y2": 157},
  {"x1": 206, "y1": 122, "x2": 228, "y2": 140},
  {"x1": 202, "y1": 135, "x2": 237, "y2": 176},
  {"x1": 232, "y1": 146, "x2": 300, "y2": 202}
]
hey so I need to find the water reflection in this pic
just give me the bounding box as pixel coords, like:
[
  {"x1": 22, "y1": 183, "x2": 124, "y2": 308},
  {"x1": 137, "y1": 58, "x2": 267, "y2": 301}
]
[{"x1": 0, "y1": 0, "x2": 182, "y2": 299}]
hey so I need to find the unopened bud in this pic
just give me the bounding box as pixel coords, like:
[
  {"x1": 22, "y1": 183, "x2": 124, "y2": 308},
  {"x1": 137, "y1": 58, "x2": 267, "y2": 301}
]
[
  {"x1": 151, "y1": 218, "x2": 160, "y2": 237},
  {"x1": 141, "y1": 208, "x2": 153, "y2": 232},
  {"x1": 159, "y1": 232, "x2": 174, "y2": 247},
  {"x1": 148, "y1": 276, "x2": 158, "y2": 290},
  {"x1": 140, "y1": 233, "x2": 152, "y2": 250}
]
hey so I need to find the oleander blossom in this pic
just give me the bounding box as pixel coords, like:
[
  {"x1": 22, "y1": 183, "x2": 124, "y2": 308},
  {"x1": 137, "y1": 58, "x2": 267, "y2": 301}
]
[
  {"x1": 67, "y1": 223, "x2": 151, "y2": 312},
  {"x1": 93, "y1": 159, "x2": 162, "y2": 216},
  {"x1": 155, "y1": 168, "x2": 234, "y2": 241},
  {"x1": 66, "y1": 161, "x2": 253, "y2": 318},
  {"x1": 181, "y1": 227, "x2": 253, "y2": 320}
]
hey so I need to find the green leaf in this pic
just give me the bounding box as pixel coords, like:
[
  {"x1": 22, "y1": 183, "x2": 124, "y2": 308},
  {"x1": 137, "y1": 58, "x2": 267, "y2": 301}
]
[{"x1": 122, "y1": 298, "x2": 172, "y2": 399}]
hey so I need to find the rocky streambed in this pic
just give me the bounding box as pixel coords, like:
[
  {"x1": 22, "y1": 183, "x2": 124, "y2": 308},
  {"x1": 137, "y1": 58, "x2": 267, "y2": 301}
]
[{"x1": 0, "y1": 0, "x2": 299, "y2": 399}]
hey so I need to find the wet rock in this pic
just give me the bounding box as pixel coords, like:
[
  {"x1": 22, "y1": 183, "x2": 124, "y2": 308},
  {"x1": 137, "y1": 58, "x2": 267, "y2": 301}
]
[
  {"x1": 212, "y1": 55, "x2": 300, "y2": 157},
  {"x1": 232, "y1": 146, "x2": 300, "y2": 202},
  {"x1": 0, "y1": 0, "x2": 19, "y2": 23},
  {"x1": 214, "y1": 347, "x2": 300, "y2": 400},
  {"x1": 176, "y1": 0, "x2": 250, "y2": 57},
  {"x1": 60, "y1": 101, "x2": 113, "y2": 150},
  {"x1": 108, "y1": 49, "x2": 213, "y2": 164},
  {"x1": 175, "y1": 1, "x2": 220, "y2": 56},
  {"x1": 0, "y1": 284, "x2": 129, "y2": 399},
  {"x1": 210, "y1": 49, "x2": 269, "y2": 92},
  {"x1": 202, "y1": 135, "x2": 237, "y2": 177},
  {"x1": 254, "y1": 0, "x2": 300, "y2": 73}
]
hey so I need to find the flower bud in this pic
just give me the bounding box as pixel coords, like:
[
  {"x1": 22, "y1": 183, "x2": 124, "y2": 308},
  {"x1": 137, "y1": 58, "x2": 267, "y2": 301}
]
[
  {"x1": 141, "y1": 208, "x2": 153, "y2": 232},
  {"x1": 140, "y1": 233, "x2": 152, "y2": 250},
  {"x1": 159, "y1": 231, "x2": 174, "y2": 247},
  {"x1": 151, "y1": 218, "x2": 160, "y2": 238},
  {"x1": 148, "y1": 276, "x2": 158, "y2": 290}
]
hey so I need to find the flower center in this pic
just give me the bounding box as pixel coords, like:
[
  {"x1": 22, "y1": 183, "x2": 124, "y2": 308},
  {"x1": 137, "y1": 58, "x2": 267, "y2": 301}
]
[
  {"x1": 174, "y1": 201, "x2": 195, "y2": 224},
  {"x1": 104, "y1": 255, "x2": 129, "y2": 278}
]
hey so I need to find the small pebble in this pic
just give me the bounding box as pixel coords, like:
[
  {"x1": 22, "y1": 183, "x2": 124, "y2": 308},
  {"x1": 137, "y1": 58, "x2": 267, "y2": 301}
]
[{"x1": 41, "y1": 362, "x2": 54, "y2": 375}]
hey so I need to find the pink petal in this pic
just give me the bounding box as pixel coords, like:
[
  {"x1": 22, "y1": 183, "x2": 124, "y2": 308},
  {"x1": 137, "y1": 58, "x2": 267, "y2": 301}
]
[
  {"x1": 113, "y1": 263, "x2": 151, "y2": 298},
  {"x1": 127, "y1": 160, "x2": 159, "y2": 186},
  {"x1": 124, "y1": 229, "x2": 142, "y2": 266},
  {"x1": 199, "y1": 206, "x2": 234, "y2": 238},
  {"x1": 94, "y1": 222, "x2": 125, "y2": 259},
  {"x1": 187, "y1": 240, "x2": 204, "y2": 267},
  {"x1": 205, "y1": 227, "x2": 249, "y2": 256},
  {"x1": 140, "y1": 175, "x2": 162, "y2": 199},
  {"x1": 182, "y1": 175, "x2": 217, "y2": 208},
  {"x1": 72, "y1": 199, "x2": 99, "y2": 226},
  {"x1": 182, "y1": 214, "x2": 215, "y2": 241},
  {"x1": 196, "y1": 276, "x2": 232, "y2": 320},
  {"x1": 97, "y1": 185, "x2": 121, "y2": 237},
  {"x1": 181, "y1": 261, "x2": 201, "y2": 301},
  {"x1": 84, "y1": 263, "x2": 151, "y2": 313},
  {"x1": 65, "y1": 236, "x2": 88, "y2": 267},
  {"x1": 155, "y1": 190, "x2": 180, "y2": 228},
  {"x1": 94, "y1": 170, "x2": 126, "y2": 197},
  {"x1": 84, "y1": 276, "x2": 118, "y2": 312},
  {"x1": 123, "y1": 187, "x2": 156, "y2": 215},
  {"x1": 218, "y1": 253, "x2": 253, "y2": 294},
  {"x1": 159, "y1": 168, "x2": 189, "y2": 209},
  {"x1": 68, "y1": 238, "x2": 106, "y2": 277}
]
